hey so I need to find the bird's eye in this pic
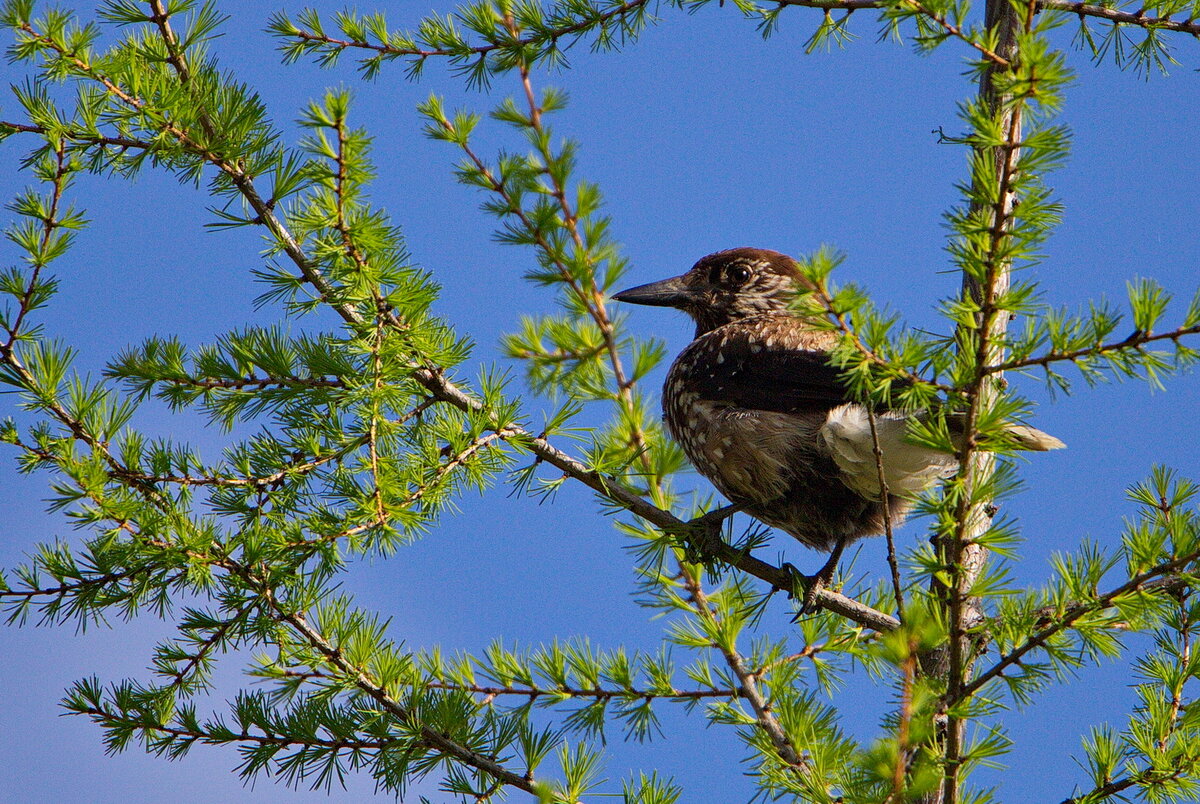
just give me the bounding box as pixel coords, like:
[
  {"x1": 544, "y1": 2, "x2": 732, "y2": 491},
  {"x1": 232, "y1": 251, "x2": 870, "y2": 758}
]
[{"x1": 725, "y1": 265, "x2": 752, "y2": 286}]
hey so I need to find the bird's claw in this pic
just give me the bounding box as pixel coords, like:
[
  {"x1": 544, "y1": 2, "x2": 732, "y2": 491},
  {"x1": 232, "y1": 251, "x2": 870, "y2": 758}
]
[
  {"x1": 783, "y1": 565, "x2": 829, "y2": 618},
  {"x1": 799, "y1": 571, "x2": 829, "y2": 615},
  {"x1": 790, "y1": 538, "x2": 849, "y2": 618}
]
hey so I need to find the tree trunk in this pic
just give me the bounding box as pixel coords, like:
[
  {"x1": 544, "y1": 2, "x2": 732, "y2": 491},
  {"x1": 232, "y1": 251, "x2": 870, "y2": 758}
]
[{"x1": 918, "y1": 1, "x2": 1023, "y2": 802}]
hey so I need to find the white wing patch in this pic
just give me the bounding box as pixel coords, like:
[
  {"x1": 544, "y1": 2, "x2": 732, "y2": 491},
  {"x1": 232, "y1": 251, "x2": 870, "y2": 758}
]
[{"x1": 819, "y1": 404, "x2": 957, "y2": 500}]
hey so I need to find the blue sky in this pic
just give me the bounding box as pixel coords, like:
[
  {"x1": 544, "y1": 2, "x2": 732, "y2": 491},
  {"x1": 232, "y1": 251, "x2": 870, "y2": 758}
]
[{"x1": 2, "y1": 1, "x2": 1199, "y2": 802}]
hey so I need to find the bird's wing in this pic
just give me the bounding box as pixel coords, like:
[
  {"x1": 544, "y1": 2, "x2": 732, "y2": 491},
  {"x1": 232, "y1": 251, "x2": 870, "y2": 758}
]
[{"x1": 683, "y1": 319, "x2": 851, "y2": 413}]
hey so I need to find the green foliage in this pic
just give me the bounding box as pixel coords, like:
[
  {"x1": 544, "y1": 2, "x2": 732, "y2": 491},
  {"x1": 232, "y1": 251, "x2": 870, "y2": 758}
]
[
  {"x1": 3, "y1": 0, "x2": 1200, "y2": 802},
  {"x1": 268, "y1": 0, "x2": 655, "y2": 86}
]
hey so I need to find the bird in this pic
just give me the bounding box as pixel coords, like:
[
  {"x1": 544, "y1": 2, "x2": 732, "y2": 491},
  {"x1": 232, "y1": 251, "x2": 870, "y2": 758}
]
[{"x1": 612, "y1": 247, "x2": 1064, "y2": 600}]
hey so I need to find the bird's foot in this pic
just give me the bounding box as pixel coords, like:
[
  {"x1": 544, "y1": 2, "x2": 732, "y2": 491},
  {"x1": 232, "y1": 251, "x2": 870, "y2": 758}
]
[
  {"x1": 780, "y1": 564, "x2": 827, "y2": 618},
  {"x1": 792, "y1": 538, "x2": 849, "y2": 617},
  {"x1": 681, "y1": 505, "x2": 739, "y2": 564},
  {"x1": 798, "y1": 570, "x2": 833, "y2": 615}
]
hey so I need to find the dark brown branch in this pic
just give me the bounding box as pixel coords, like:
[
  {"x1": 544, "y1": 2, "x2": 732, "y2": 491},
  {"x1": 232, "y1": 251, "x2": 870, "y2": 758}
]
[
  {"x1": 107, "y1": 447, "x2": 349, "y2": 489},
  {"x1": 868, "y1": 409, "x2": 906, "y2": 621},
  {"x1": 3, "y1": 139, "x2": 67, "y2": 350},
  {"x1": 165, "y1": 599, "x2": 257, "y2": 691},
  {"x1": 277, "y1": 668, "x2": 742, "y2": 702},
  {"x1": 0, "y1": 566, "x2": 172, "y2": 605},
  {"x1": 0, "y1": 120, "x2": 154, "y2": 151},
  {"x1": 777, "y1": 0, "x2": 886, "y2": 7},
  {"x1": 426, "y1": 680, "x2": 741, "y2": 701}
]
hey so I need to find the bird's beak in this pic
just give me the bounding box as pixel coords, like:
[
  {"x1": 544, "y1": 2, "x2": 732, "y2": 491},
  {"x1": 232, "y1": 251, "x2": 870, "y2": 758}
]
[{"x1": 612, "y1": 275, "x2": 693, "y2": 308}]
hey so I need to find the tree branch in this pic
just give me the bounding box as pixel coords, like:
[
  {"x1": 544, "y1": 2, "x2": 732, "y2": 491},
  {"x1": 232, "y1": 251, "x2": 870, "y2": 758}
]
[
  {"x1": 683, "y1": 567, "x2": 808, "y2": 772},
  {"x1": 1040, "y1": 0, "x2": 1200, "y2": 35},
  {"x1": 266, "y1": 600, "x2": 541, "y2": 794},
  {"x1": 984, "y1": 322, "x2": 1200, "y2": 375},
  {"x1": 74, "y1": 703, "x2": 401, "y2": 751},
  {"x1": 959, "y1": 546, "x2": 1200, "y2": 703},
  {"x1": 5, "y1": 9, "x2": 906, "y2": 650},
  {"x1": 277, "y1": 0, "x2": 654, "y2": 62}
]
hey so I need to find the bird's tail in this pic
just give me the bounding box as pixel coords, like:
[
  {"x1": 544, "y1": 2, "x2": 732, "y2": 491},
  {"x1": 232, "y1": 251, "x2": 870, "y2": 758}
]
[
  {"x1": 821, "y1": 405, "x2": 1064, "y2": 503},
  {"x1": 945, "y1": 412, "x2": 1066, "y2": 452},
  {"x1": 999, "y1": 423, "x2": 1066, "y2": 451}
]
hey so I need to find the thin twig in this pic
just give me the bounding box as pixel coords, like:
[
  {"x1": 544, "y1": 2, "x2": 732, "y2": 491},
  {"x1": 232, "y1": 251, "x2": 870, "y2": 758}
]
[
  {"x1": 3, "y1": 140, "x2": 68, "y2": 350},
  {"x1": 426, "y1": 680, "x2": 742, "y2": 701},
  {"x1": 283, "y1": 0, "x2": 653, "y2": 60},
  {"x1": 983, "y1": 323, "x2": 1200, "y2": 375},
  {"x1": 901, "y1": 0, "x2": 1012, "y2": 66},
  {"x1": 867, "y1": 409, "x2": 906, "y2": 621},
  {"x1": 74, "y1": 705, "x2": 400, "y2": 751},
  {"x1": 1039, "y1": 0, "x2": 1200, "y2": 35},
  {"x1": 158, "y1": 375, "x2": 345, "y2": 391},
  {"x1": 165, "y1": 599, "x2": 257, "y2": 691}
]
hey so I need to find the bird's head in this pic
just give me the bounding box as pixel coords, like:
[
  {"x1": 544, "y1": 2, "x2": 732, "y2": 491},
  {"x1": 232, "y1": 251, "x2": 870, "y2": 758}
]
[{"x1": 613, "y1": 248, "x2": 807, "y2": 337}]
